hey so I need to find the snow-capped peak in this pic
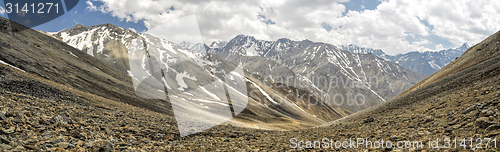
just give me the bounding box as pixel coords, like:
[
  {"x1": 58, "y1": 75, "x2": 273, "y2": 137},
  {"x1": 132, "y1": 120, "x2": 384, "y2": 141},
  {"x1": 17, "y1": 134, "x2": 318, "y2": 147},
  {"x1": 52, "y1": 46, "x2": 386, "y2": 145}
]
[{"x1": 208, "y1": 40, "x2": 228, "y2": 48}]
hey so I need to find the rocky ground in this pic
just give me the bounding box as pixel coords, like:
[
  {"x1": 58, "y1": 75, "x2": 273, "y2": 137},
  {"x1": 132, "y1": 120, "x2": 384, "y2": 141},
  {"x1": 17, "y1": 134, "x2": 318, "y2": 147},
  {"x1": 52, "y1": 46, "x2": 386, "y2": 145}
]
[
  {"x1": 0, "y1": 89, "x2": 181, "y2": 151},
  {"x1": 3, "y1": 85, "x2": 499, "y2": 152}
]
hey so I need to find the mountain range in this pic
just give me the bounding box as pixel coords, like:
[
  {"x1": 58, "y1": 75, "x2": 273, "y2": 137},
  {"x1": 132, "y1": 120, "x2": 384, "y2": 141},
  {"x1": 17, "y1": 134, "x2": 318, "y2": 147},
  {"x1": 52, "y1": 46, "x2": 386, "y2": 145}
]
[
  {"x1": 341, "y1": 43, "x2": 471, "y2": 75},
  {"x1": 50, "y1": 24, "x2": 430, "y2": 113},
  {"x1": 49, "y1": 23, "x2": 473, "y2": 127},
  {"x1": 205, "y1": 34, "x2": 427, "y2": 112},
  {"x1": 47, "y1": 23, "x2": 352, "y2": 132}
]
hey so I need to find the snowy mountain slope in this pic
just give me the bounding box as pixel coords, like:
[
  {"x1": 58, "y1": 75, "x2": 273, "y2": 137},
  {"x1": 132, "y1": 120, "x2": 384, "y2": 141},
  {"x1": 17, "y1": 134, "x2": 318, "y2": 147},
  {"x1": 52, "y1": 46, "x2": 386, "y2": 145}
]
[
  {"x1": 54, "y1": 24, "x2": 138, "y2": 73},
  {"x1": 341, "y1": 43, "x2": 471, "y2": 75},
  {"x1": 206, "y1": 35, "x2": 427, "y2": 112},
  {"x1": 382, "y1": 43, "x2": 471, "y2": 75},
  {"x1": 209, "y1": 40, "x2": 228, "y2": 48}
]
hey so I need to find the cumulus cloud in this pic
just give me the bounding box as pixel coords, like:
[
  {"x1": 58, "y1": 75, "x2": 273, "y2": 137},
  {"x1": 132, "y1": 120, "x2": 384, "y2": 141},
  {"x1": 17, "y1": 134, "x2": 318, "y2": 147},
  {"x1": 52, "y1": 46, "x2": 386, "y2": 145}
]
[
  {"x1": 86, "y1": 0, "x2": 500, "y2": 55},
  {"x1": 86, "y1": 1, "x2": 98, "y2": 12},
  {"x1": 0, "y1": 6, "x2": 5, "y2": 16},
  {"x1": 435, "y1": 44, "x2": 444, "y2": 51}
]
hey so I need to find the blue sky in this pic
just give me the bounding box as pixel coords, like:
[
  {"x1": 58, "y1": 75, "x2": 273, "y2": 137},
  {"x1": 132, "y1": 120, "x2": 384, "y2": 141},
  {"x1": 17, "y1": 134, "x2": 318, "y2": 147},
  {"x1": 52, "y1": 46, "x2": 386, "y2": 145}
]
[
  {"x1": 341, "y1": 0, "x2": 381, "y2": 16},
  {"x1": 0, "y1": 0, "x2": 147, "y2": 33},
  {"x1": 1, "y1": 0, "x2": 499, "y2": 55}
]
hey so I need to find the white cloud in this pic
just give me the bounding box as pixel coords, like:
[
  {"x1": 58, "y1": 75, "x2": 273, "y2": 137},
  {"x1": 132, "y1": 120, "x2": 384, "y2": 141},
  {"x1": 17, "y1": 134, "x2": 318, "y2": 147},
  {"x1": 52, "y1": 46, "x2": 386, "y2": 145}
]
[
  {"x1": 86, "y1": 1, "x2": 98, "y2": 11},
  {"x1": 0, "y1": 6, "x2": 5, "y2": 16},
  {"x1": 435, "y1": 44, "x2": 444, "y2": 51},
  {"x1": 145, "y1": 14, "x2": 204, "y2": 45},
  {"x1": 86, "y1": 0, "x2": 500, "y2": 55}
]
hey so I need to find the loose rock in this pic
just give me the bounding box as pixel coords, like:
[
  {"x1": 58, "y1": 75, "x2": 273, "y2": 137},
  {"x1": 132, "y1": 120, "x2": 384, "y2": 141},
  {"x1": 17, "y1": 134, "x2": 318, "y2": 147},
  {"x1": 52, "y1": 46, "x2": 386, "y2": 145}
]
[
  {"x1": 476, "y1": 117, "x2": 496, "y2": 128},
  {"x1": 91, "y1": 140, "x2": 114, "y2": 152},
  {"x1": 0, "y1": 143, "x2": 12, "y2": 150},
  {"x1": 363, "y1": 118, "x2": 375, "y2": 123}
]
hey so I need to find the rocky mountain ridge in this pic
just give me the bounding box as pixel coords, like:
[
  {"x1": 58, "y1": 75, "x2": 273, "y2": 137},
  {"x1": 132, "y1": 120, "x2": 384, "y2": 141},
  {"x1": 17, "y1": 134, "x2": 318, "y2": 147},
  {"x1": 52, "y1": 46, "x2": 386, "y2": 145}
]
[
  {"x1": 342, "y1": 43, "x2": 471, "y2": 75},
  {"x1": 206, "y1": 34, "x2": 427, "y2": 112}
]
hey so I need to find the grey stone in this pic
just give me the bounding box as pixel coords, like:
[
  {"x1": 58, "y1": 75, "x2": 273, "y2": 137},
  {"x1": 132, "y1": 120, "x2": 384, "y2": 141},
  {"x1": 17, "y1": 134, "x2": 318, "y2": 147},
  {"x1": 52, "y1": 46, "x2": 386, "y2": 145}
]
[
  {"x1": 2, "y1": 127, "x2": 14, "y2": 134},
  {"x1": 0, "y1": 113, "x2": 7, "y2": 121},
  {"x1": 0, "y1": 136, "x2": 10, "y2": 144},
  {"x1": 0, "y1": 18, "x2": 12, "y2": 36},
  {"x1": 58, "y1": 142, "x2": 70, "y2": 149},
  {"x1": 14, "y1": 145, "x2": 25, "y2": 150},
  {"x1": 49, "y1": 114, "x2": 73, "y2": 125},
  {"x1": 463, "y1": 105, "x2": 476, "y2": 114},
  {"x1": 0, "y1": 143, "x2": 12, "y2": 150},
  {"x1": 91, "y1": 140, "x2": 114, "y2": 152},
  {"x1": 363, "y1": 118, "x2": 375, "y2": 123}
]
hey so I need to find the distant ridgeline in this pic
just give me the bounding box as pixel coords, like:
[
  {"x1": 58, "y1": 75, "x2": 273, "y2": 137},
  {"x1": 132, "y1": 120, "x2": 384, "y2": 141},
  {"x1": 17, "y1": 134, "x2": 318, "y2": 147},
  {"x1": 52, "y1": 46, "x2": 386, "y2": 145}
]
[{"x1": 340, "y1": 43, "x2": 471, "y2": 76}]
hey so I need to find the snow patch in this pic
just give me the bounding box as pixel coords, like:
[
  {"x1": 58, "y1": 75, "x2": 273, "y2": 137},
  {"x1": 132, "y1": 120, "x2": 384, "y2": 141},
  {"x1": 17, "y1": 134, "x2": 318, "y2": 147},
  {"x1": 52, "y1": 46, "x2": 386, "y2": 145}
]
[
  {"x1": 200, "y1": 86, "x2": 221, "y2": 101},
  {"x1": 0, "y1": 60, "x2": 25, "y2": 72},
  {"x1": 428, "y1": 60, "x2": 441, "y2": 70},
  {"x1": 68, "y1": 51, "x2": 78, "y2": 58},
  {"x1": 175, "y1": 71, "x2": 197, "y2": 91},
  {"x1": 193, "y1": 99, "x2": 229, "y2": 106},
  {"x1": 183, "y1": 92, "x2": 194, "y2": 96},
  {"x1": 249, "y1": 80, "x2": 277, "y2": 105},
  {"x1": 86, "y1": 47, "x2": 94, "y2": 57}
]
